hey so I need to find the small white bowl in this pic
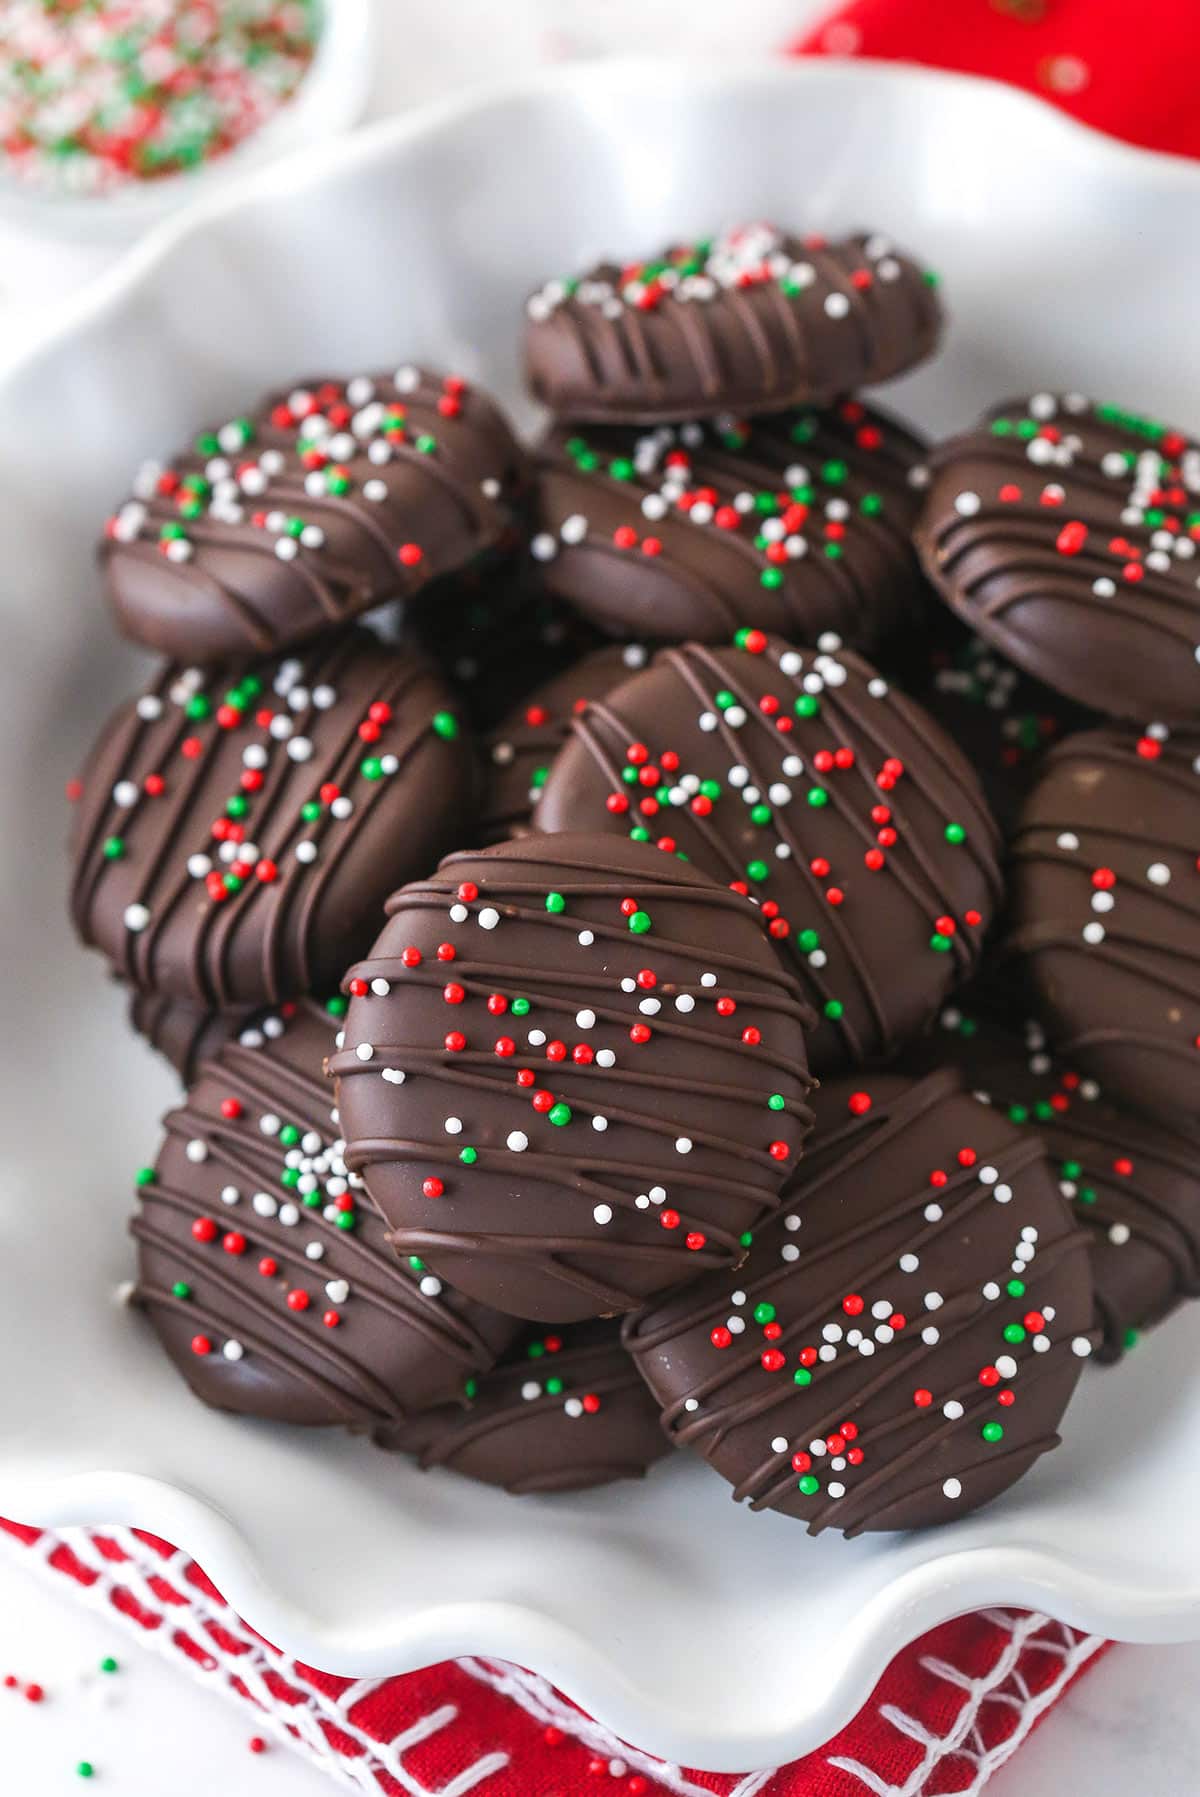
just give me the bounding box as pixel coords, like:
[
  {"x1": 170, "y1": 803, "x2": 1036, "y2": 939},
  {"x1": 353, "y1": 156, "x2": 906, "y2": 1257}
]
[{"x1": 0, "y1": 0, "x2": 373, "y2": 301}]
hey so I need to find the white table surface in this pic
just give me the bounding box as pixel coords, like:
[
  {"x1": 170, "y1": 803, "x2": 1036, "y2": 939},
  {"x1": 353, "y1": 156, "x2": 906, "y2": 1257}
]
[{"x1": 2, "y1": 0, "x2": 1191, "y2": 1788}]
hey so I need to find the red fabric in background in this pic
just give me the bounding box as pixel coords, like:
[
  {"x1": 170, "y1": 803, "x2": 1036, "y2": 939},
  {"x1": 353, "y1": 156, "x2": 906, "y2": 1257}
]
[
  {"x1": 791, "y1": 0, "x2": 1200, "y2": 161},
  {"x1": 0, "y1": 1519, "x2": 1109, "y2": 1796}
]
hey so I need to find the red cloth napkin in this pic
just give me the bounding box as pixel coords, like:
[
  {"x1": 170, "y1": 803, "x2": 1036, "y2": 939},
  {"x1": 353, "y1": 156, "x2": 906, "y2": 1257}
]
[
  {"x1": 791, "y1": 0, "x2": 1200, "y2": 161},
  {"x1": 0, "y1": 1519, "x2": 1106, "y2": 1795}
]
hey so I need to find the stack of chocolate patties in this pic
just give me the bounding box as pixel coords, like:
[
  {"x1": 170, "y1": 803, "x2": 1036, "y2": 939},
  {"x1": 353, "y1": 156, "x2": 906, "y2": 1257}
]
[{"x1": 65, "y1": 225, "x2": 1200, "y2": 1537}]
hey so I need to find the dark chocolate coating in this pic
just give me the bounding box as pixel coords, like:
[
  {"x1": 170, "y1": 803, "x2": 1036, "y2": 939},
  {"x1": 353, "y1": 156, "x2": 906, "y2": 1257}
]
[
  {"x1": 103, "y1": 368, "x2": 526, "y2": 662},
  {"x1": 331, "y1": 834, "x2": 817, "y2": 1323},
  {"x1": 68, "y1": 632, "x2": 474, "y2": 1008},
  {"x1": 132, "y1": 998, "x2": 517, "y2": 1427},
  {"x1": 532, "y1": 400, "x2": 929, "y2": 647},
  {"x1": 913, "y1": 630, "x2": 1096, "y2": 833},
  {"x1": 524, "y1": 226, "x2": 942, "y2": 423},
  {"x1": 400, "y1": 562, "x2": 604, "y2": 730},
  {"x1": 378, "y1": 1321, "x2": 670, "y2": 1493},
  {"x1": 481, "y1": 644, "x2": 650, "y2": 842},
  {"x1": 915, "y1": 392, "x2": 1200, "y2": 722},
  {"x1": 537, "y1": 636, "x2": 1004, "y2": 1074},
  {"x1": 625, "y1": 1067, "x2": 1095, "y2": 1535},
  {"x1": 126, "y1": 989, "x2": 247, "y2": 1084},
  {"x1": 1008, "y1": 725, "x2": 1200, "y2": 1135},
  {"x1": 910, "y1": 989, "x2": 1200, "y2": 1359}
]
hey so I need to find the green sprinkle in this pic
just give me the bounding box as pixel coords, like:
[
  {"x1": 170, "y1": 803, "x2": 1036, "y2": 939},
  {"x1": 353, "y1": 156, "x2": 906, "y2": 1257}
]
[
  {"x1": 822, "y1": 460, "x2": 848, "y2": 485},
  {"x1": 416, "y1": 433, "x2": 438, "y2": 454},
  {"x1": 1124, "y1": 1326, "x2": 1140, "y2": 1350},
  {"x1": 1061, "y1": 1159, "x2": 1083, "y2": 1180},
  {"x1": 761, "y1": 567, "x2": 784, "y2": 589},
  {"x1": 609, "y1": 457, "x2": 635, "y2": 481},
  {"x1": 302, "y1": 1192, "x2": 321, "y2": 1209},
  {"x1": 326, "y1": 995, "x2": 348, "y2": 1017},
  {"x1": 408, "y1": 1256, "x2": 425, "y2": 1271},
  {"x1": 795, "y1": 693, "x2": 820, "y2": 718},
  {"x1": 981, "y1": 1421, "x2": 1004, "y2": 1443},
  {"x1": 225, "y1": 793, "x2": 248, "y2": 818},
  {"x1": 746, "y1": 860, "x2": 769, "y2": 883},
  {"x1": 135, "y1": 1167, "x2": 155, "y2": 1187},
  {"x1": 715, "y1": 689, "x2": 736, "y2": 711},
  {"x1": 76, "y1": 1764, "x2": 95, "y2": 1781},
  {"x1": 548, "y1": 1102, "x2": 572, "y2": 1127},
  {"x1": 335, "y1": 1211, "x2": 356, "y2": 1231},
  {"x1": 930, "y1": 933, "x2": 952, "y2": 953},
  {"x1": 102, "y1": 835, "x2": 124, "y2": 860},
  {"x1": 279, "y1": 1124, "x2": 300, "y2": 1148},
  {"x1": 1007, "y1": 1280, "x2": 1026, "y2": 1298},
  {"x1": 794, "y1": 1368, "x2": 813, "y2": 1388},
  {"x1": 301, "y1": 800, "x2": 321, "y2": 822},
  {"x1": 753, "y1": 1302, "x2": 776, "y2": 1325},
  {"x1": 700, "y1": 779, "x2": 722, "y2": 801},
  {"x1": 944, "y1": 822, "x2": 966, "y2": 845},
  {"x1": 464, "y1": 1377, "x2": 478, "y2": 1399},
  {"x1": 628, "y1": 910, "x2": 652, "y2": 934},
  {"x1": 545, "y1": 891, "x2": 566, "y2": 914},
  {"x1": 185, "y1": 693, "x2": 210, "y2": 720},
  {"x1": 1003, "y1": 1324, "x2": 1026, "y2": 1344},
  {"x1": 806, "y1": 787, "x2": 829, "y2": 808},
  {"x1": 630, "y1": 827, "x2": 650, "y2": 842},
  {"x1": 750, "y1": 803, "x2": 772, "y2": 826},
  {"x1": 768, "y1": 1093, "x2": 785, "y2": 1112},
  {"x1": 798, "y1": 1474, "x2": 819, "y2": 1495},
  {"x1": 171, "y1": 1282, "x2": 191, "y2": 1301},
  {"x1": 739, "y1": 1231, "x2": 754, "y2": 1249},
  {"x1": 360, "y1": 756, "x2": 383, "y2": 780},
  {"x1": 432, "y1": 710, "x2": 459, "y2": 740},
  {"x1": 860, "y1": 493, "x2": 883, "y2": 516},
  {"x1": 99, "y1": 1657, "x2": 118, "y2": 1674},
  {"x1": 798, "y1": 929, "x2": 821, "y2": 953},
  {"x1": 823, "y1": 998, "x2": 844, "y2": 1020},
  {"x1": 280, "y1": 1168, "x2": 299, "y2": 1189},
  {"x1": 545, "y1": 1376, "x2": 564, "y2": 1395},
  {"x1": 527, "y1": 1340, "x2": 545, "y2": 1359},
  {"x1": 459, "y1": 1146, "x2": 478, "y2": 1165},
  {"x1": 511, "y1": 997, "x2": 530, "y2": 1017}
]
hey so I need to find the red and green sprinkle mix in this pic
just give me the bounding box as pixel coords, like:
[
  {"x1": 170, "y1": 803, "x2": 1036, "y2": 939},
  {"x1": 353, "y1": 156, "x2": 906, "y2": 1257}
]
[{"x1": 0, "y1": 1, "x2": 319, "y2": 196}]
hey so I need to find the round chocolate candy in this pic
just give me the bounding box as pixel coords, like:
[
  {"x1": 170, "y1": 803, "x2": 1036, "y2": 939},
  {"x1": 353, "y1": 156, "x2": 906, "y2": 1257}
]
[
  {"x1": 481, "y1": 644, "x2": 650, "y2": 842},
  {"x1": 330, "y1": 833, "x2": 817, "y2": 1323},
  {"x1": 625, "y1": 1067, "x2": 1096, "y2": 1536},
  {"x1": 536, "y1": 633, "x2": 1003, "y2": 1073},
  {"x1": 532, "y1": 400, "x2": 929, "y2": 648},
  {"x1": 132, "y1": 998, "x2": 516, "y2": 1426},
  {"x1": 915, "y1": 392, "x2": 1200, "y2": 722},
  {"x1": 103, "y1": 367, "x2": 526, "y2": 662},
  {"x1": 378, "y1": 1321, "x2": 670, "y2": 1493},
  {"x1": 524, "y1": 224, "x2": 942, "y2": 423},
  {"x1": 913, "y1": 988, "x2": 1200, "y2": 1359},
  {"x1": 1009, "y1": 724, "x2": 1200, "y2": 1135},
  {"x1": 68, "y1": 632, "x2": 474, "y2": 1008}
]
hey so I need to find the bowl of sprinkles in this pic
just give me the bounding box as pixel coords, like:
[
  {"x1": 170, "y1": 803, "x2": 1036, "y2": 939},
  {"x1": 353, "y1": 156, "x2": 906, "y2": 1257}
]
[{"x1": 0, "y1": 0, "x2": 371, "y2": 277}]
